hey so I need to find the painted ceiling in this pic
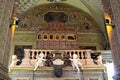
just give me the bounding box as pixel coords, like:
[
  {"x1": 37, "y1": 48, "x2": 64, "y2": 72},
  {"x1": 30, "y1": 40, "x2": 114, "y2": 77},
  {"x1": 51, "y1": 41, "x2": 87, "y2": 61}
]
[{"x1": 17, "y1": 0, "x2": 107, "y2": 40}]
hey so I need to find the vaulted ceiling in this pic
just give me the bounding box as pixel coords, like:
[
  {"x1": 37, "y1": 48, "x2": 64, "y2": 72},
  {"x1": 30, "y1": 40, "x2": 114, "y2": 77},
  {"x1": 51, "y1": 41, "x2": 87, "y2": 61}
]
[
  {"x1": 18, "y1": 0, "x2": 103, "y2": 14},
  {"x1": 17, "y1": 0, "x2": 107, "y2": 40}
]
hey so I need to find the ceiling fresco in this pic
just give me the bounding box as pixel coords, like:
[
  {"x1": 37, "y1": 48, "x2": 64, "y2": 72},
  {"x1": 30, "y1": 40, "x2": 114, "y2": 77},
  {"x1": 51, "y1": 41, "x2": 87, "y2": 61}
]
[
  {"x1": 17, "y1": 3, "x2": 101, "y2": 34},
  {"x1": 16, "y1": 0, "x2": 107, "y2": 40}
]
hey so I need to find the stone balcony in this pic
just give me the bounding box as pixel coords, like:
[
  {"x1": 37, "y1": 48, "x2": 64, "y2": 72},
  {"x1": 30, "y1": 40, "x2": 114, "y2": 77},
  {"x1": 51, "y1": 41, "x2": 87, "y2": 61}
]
[{"x1": 9, "y1": 49, "x2": 108, "y2": 80}]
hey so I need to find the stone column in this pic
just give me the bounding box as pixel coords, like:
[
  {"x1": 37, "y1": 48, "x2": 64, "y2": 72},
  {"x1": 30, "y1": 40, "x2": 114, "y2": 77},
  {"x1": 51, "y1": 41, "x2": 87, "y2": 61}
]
[
  {"x1": 0, "y1": 0, "x2": 15, "y2": 79},
  {"x1": 109, "y1": 0, "x2": 120, "y2": 79}
]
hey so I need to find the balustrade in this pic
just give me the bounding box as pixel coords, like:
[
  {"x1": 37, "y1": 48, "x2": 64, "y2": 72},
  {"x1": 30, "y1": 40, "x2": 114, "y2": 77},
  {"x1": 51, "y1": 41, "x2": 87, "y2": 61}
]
[{"x1": 18, "y1": 49, "x2": 97, "y2": 67}]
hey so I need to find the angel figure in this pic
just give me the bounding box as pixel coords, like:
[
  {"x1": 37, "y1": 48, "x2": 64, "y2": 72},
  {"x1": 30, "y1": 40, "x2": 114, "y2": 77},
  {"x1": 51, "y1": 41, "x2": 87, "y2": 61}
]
[
  {"x1": 34, "y1": 53, "x2": 46, "y2": 71},
  {"x1": 9, "y1": 55, "x2": 18, "y2": 72},
  {"x1": 70, "y1": 53, "x2": 82, "y2": 72}
]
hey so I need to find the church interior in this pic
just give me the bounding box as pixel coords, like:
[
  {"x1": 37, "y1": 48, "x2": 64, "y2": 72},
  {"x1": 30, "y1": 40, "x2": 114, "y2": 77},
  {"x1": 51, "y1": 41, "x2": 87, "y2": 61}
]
[{"x1": 0, "y1": 0, "x2": 120, "y2": 80}]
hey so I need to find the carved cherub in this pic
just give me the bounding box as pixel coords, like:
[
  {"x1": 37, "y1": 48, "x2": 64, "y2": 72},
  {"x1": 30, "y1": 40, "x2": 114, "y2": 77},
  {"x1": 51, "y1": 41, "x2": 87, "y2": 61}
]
[
  {"x1": 9, "y1": 55, "x2": 18, "y2": 72},
  {"x1": 70, "y1": 53, "x2": 82, "y2": 72},
  {"x1": 34, "y1": 53, "x2": 46, "y2": 71},
  {"x1": 96, "y1": 53, "x2": 103, "y2": 65}
]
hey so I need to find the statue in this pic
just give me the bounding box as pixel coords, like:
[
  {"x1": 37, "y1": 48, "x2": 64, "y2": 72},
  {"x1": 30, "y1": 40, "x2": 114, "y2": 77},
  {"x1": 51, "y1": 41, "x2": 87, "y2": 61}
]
[
  {"x1": 70, "y1": 53, "x2": 82, "y2": 72},
  {"x1": 91, "y1": 52, "x2": 103, "y2": 65},
  {"x1": 9, "y1": 55, "x2": 18, "y2": 72},
  {"x1": 96, "y1": 53, "x2": 103, "y2": 65},
  {"x1": 34, "y1": 53, "x2": 46, "y2": 71}
]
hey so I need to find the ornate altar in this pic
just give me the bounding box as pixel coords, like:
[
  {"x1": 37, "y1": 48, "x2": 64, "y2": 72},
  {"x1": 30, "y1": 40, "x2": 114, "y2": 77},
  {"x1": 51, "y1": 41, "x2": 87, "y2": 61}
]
[{"x1": 9, "y1": 11, "x2": 107, "y2": 80}]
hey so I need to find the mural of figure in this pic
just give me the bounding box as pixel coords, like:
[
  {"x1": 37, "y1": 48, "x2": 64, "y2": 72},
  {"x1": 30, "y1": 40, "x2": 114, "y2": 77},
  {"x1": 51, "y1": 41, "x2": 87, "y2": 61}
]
[
  {"x1": 9, "y1": 55, "x2": 18, "y2": 72},
  {"x1": 70, "y1": 53, "x2": 82, "y2": 72},
  {"x1": 34, "y1": 53, "x2": 46, "y2": 71}
]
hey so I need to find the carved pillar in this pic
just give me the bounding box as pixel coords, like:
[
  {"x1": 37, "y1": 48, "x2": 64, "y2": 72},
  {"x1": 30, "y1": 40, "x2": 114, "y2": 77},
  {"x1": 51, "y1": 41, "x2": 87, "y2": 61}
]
[
  {"x1": 77, "y1": 51, "x2": 80, "y2": 58},
  {"x1": 102, "y1": 0, "x2": 120, "y2": 79},
  {"x1": 44, "y1": 51, "x2": 47, "y2": 58},
  {"x1": 30, "y1": 50, "x2": 35, "y2": 66},
  {"x1": 79, "y1": 51, "x2": 84, "y2": 65},
  {"x1": 36, "y1": 50, "x2": 39, "y2": 59},
  {"x1": 69, "y1": 51, "x2": 72, "y2": 57},
  {"x1": 0, "y1": 0, "x2": 15, "y2": 79},
  {"x1": 32, "y1": 51, "x2": 35, "y2": 59},
  {"x1": 81, "y1": 51, "x2": 84, "y2": 59},
  {"x1": 109, "y1": 0, "x2": 120, "y2": 79}
]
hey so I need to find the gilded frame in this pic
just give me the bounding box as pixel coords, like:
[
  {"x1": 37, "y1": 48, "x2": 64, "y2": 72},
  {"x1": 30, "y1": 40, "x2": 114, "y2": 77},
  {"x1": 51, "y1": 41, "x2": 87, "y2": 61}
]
[
  {"x1": 55, "y1": 33, "x2": 59, "y2": 41},
  {"x1": 43, "y1": 34, "x2": 48, "y2": 40},
  {"x1": 37, "y1": 34, "x2": 42, "y2": 40},
  {"x1": 66, "y1": 34, "x2": 77, "y2": 41},
  {"x1": 49, "y1": 33, "x2": 54, "y2": 41},
  {"x1": 60, "y1": 33, "x2": 66, "y2": 41}
]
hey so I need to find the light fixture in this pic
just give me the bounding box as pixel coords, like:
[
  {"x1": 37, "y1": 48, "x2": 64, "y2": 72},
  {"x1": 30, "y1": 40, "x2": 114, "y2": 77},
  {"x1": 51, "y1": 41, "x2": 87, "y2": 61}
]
[
  {"x1": 10, "y1": 17, "x2": 20, "y2": 28},
  {"x1": 105, "y1": 19, "x2": 115, "y2": 28}
]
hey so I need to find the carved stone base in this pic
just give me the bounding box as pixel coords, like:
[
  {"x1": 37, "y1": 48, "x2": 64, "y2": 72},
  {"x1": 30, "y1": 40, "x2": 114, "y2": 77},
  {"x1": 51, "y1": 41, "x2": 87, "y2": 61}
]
[
  {"x1": 10, "y1": 66, "x2": 106, "y2": 80},
  {"x1": 19, "y1": 59, "x2": 31, "y2": 66},
  {"x1": 85, "y1": 59, "x2": 95, "y2": 65}
]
